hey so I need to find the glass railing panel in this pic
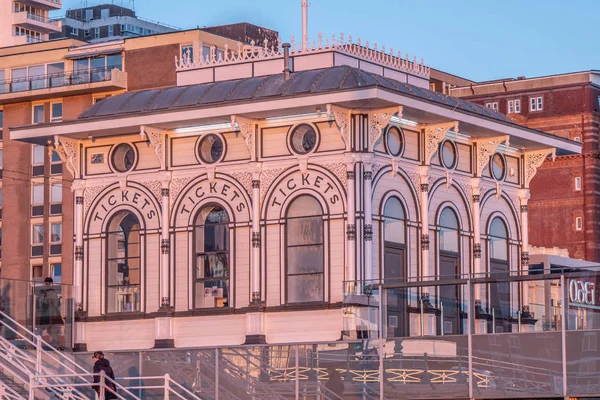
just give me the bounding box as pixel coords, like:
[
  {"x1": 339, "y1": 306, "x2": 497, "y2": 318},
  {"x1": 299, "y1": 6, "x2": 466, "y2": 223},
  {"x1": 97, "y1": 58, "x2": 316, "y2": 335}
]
[
  {"x1": 384, "y1": 335, "x2": 468, "y2": 399},
  {"x1": 566, "y1": 329, "x2": 600, "y2": 397},
  {"x1": 471, "y1": 331, "x2": 563, "y2": 398},
  {"x1": 564, "y1": 270, "x2": 600, "y2": 330}
]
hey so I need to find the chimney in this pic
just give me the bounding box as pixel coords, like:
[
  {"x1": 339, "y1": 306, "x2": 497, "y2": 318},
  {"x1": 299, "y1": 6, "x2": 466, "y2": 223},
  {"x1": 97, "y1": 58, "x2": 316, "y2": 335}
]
[{"x1": 283, "y1": 43, "x2": 291, "y2": 80}]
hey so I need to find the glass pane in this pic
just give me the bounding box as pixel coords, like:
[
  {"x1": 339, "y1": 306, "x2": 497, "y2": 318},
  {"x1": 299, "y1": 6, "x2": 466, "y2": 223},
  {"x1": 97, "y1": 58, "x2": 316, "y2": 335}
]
[
  {"x1": 287, "y1": 195, "x2": 322, "y2": 217},
  {"x1": 33, "y1": 105, "x2": 44, "y2": 124},
  {"x1": 107, "y1": 54, "x2": 122, "y2": 70},
  {"x1": 0, "y1": 189, "x2": 3, "y2": 207},
  {"x1": 51, "y1": 224, "x2": 62, "y2": 242},
  {"x1": 440, "y1": 207, "x2": 459, "y2": 229},
  {"x1": 28, "y1": 65, "x2": 45, "y2": 90},
  {"x1": 32, "y1": 185, "x2": 44, "y2": 204},
  {"x1": 490, "y1": 237, "x2": 508, "y2": 260},
  {"x1": 441, "y1": 141, "x2": 456, "y2": 168},
  {"x1": 33, "y1": 145, "x2": 45, "y2": 164},
  {"x1": 384, "y1": 218, "x2": 405, "y2": 244},
  {"x1": 287, "y1": 274, "x2": 323, "y2": 303},
  {"x1": 440, "y1": 227, "x2": 459, "y2": 253},
  {"x1": 51, "y1": 184, "x2": 62, "y2": 202},
  {"x1": 287, "y1": 216, "x2": 322, "y2": 245},
  {"x1": 52, "y1": 264, "x2": 62, "y2": 283},
  {"x1": 384, "y1": 197, "x2": 405, "y2": 220},
  {"x1": 287, "y1": 245, "x2": 323, "y2": 274},
  {"x1": 33, "y1": 225, "x2": 44, "y2": 244},
  {"x1": 195, "y1": 279, "x2": 229, "y2": 308},
  {"x1": 290, "y1": 124, "x2": 317, "y2": 154},
  {"x1": 386, "y1": 126, "x2": 403, "y2": 156},
  {"x1": 195, "y1": 224, "x2": 228, "y2": 253},
  {"x1": 107, "y1": 285, "x2": 140, "y2": 313},
  {"x1": 195, "y1": 254, "x2": 228, "y2": 279},
  {"x1": 51, "y1": 103, "x2": 62, "y2": 121},
  {"x1": 0, "y1": 149, "x2": 3, "y2": 166}
]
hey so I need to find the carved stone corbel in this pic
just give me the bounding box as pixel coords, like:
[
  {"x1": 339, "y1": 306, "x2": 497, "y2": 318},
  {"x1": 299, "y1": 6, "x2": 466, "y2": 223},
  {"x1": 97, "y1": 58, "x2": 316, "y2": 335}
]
[
  {"x1": 367, "y1": 106, "x2": 403, "y2": 151},
  {"x1": 54, "y1": 136, "x2": 80, "y2": 179},
  {"x1": 231, "y1": 115, "x2": 255, "y2": 157},
  {"x1": 206, "y1": 166, "x2": 216, "y2": 182},
  {"x1": 141, "y1": 125, "x2": 167, "y2": 170},
  {"x1": 524, "y1": 148, "x2": 556, "y2": 188},
  {"x1": 445, "y1": 171, "x2": 452, "y2": 190},
  {"x1": 473, "y1": 135, "x2": 510, "y2": 177},
  {"x1": 423, "y1": 121, "x2": 459, "y2": 165},
  {"x1": 327, "y1": 104, "x2": 351, "y2": 149}
]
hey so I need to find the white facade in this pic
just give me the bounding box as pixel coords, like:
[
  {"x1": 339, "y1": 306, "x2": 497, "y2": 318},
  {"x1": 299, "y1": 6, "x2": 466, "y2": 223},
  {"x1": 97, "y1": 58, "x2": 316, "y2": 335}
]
[
  {"x1": 12, "y1": 40, "x2": 580, "y2": 352},
  {"x1": 0, "y1": 0, "x2": 62, "y2": 48}
]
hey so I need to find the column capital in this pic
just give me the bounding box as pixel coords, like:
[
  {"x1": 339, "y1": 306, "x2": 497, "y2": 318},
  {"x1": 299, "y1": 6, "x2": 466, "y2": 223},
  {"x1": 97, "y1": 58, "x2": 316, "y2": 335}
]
[{"x1": 519, "y1": 188, "x2": 531, "y2": 202}]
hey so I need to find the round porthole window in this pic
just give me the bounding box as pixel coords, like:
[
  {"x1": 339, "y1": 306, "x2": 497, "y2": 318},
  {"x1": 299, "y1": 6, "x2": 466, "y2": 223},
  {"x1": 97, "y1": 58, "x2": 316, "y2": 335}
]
[
  {"x1": 289, "y1": 124, "x2": 318, "y2": 155},
  {"x1": 111, "y1": 143, "x2": 136, "y2": 173},
  {"x1": 198, "y1": 134, "x2": 224, "y2": 164},
  {"x1": 440, "y1": 140, "x2": 457, "y2": 169},
  {"x1": 491, "y1": 153, "x2": 506, "y2": 181},
  {"x1": 385, "y1": 126, "x2": 404, "y2": 157}
]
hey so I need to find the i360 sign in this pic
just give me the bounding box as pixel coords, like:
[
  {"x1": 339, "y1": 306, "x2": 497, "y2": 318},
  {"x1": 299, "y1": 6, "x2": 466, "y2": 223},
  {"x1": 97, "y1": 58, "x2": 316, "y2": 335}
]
[{"x1": 569, "y1": 280, "x2": 596, "y2": 306}]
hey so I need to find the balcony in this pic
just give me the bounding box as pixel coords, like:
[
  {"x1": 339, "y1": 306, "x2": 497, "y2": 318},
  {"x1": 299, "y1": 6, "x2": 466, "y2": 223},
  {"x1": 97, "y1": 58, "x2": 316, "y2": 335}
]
[
  {"x1": 17, "y1": 0, "x2": 62, "y2": 10},
  {"x1": 12, "y1": 11, "x2": 62, "y2": 34},
  {"x1": 0, "y1": 67, "x2": 127, "y2": 105}
]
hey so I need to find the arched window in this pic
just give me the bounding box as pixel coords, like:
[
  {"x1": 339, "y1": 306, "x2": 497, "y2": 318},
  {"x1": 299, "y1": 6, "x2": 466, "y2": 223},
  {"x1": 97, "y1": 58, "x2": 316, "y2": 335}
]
[
  {"x1": 107, "y1": 211, "x2": 141, "y2": 313},
  {"x1": 383, "y1": 197, "x2": 408, "y2": 337},
  {"x1": 489, "y1": 217, "x2": 508, "y2": 261},
  {"x1": 286, "y1": 195, "x2": 324, "y2": 303},
  {"x1": 489, "y1": 217, "x2": 511, "y2": 333},
  {"x1": 194, "y1": 205, "x2": 230, "y2": 309},
  {"x1": 438, "y1": 207, "x2": 461, "y2": 334},
  {"x1": 439, "y1": 207, "x2": 459, "y2": 253}
]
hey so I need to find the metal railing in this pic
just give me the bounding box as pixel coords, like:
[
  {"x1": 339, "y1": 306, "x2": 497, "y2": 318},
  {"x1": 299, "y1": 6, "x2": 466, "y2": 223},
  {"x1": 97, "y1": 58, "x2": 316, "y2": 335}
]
[
  {"x1": 0, "y1": 67, "x2": 118, "y2": 94},
  {"x1": 18, "y1": 12, "x2": 60, "y2": 26}
]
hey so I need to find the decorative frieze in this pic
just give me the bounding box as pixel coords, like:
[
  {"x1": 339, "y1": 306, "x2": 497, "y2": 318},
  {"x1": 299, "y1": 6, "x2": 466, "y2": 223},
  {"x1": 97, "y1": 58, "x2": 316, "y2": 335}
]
[
  {"x1": 421, "y1": 234, "x2": 430, "y2": 251},
  {"x1": 230, "y1": 172, "x2": 253, "y2": 197},
  {"x1": 364, "y1": 224, "x2": 373, "y2": 241},
  {"x1": 328, "y1": 105, "x2": 350, "y2": 146},
  {"x1": 139, "y1": 180, "x2": 163, "y2": 204},
  {"x1": 524, "y1": 148, "x2": 556, "y2": 188},
  {"x1": 232, "y1": 116, "x2": 256, "y2": 156},
  {"x1": 346, "y1": 224, "x2": 356, "y2": 241},
  {"x1": 141, "y1": 126, "x2": 167, "y2": 170},
  {"x1": 252, "y1": 232, "x2": 261, "y2": 248},
  {"x1": 367, "y1": 107, "x2": 402, "y2": 151},
  {"x1": 521, "y1": 251, "x2": 530, "y2": 267},
  {"x1": 169, "y1": 176, "x2": 194, "y2": 210},
  {"x1": 84, "y1": 184, "x2": 109, "y2": 215},
  {"x1": 75, "y1": 245, "x2": 84, "y2": 261},
  {"x1": 54, "y1": 136, "x2": 80, "y2": 179},
  {"x1": 323, "y1": 163, "x2": 348, "y2": 187},
  {"x1": 260, "y1": 168, "x2": 286, "y2": 203}
]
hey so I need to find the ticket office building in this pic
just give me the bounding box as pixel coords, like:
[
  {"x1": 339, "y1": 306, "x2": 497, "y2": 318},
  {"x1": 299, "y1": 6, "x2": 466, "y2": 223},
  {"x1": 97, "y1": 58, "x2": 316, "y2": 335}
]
[{"x1": 12, "y1": 64, "x2": 580, "y2": 351}]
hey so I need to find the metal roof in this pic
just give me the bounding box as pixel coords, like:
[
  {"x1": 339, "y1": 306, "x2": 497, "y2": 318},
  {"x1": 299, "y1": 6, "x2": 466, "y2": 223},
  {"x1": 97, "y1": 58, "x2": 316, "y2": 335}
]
[{"x1": 79, "y1": 65, "x2": 513, "y2": 123}]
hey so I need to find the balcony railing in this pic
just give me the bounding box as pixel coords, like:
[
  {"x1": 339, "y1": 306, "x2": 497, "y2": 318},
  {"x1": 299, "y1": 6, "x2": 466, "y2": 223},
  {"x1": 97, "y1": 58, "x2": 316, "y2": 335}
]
[
  {"x1": 13, "y1": 34, "x2": 43, "y2": 44},
  {"x1": 0, "y1": 67, "x2": 118, "y2": 94},
  {"x1": 23, "y1": 12, "x2": 61, "y2": 26}
]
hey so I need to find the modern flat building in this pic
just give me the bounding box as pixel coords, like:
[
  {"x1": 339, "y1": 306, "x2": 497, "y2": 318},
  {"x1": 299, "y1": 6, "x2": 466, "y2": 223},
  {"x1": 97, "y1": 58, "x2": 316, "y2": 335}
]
[
  {"x1": 0, "y1": 0, "x2": 63, "y2": 48},
  {"x1": 451, "y1": 71, "x2": 600, "y2": 262},
  {"x1": 50, "y1": 3, "x2": 179, "y2": 43},
  {"x1": 0, "y1": 29, "x2": 250, "y2": 285}
]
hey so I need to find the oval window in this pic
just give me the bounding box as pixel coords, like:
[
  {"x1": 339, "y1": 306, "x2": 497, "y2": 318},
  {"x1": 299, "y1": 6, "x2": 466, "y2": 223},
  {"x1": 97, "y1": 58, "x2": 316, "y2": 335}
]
[
  {"x1": 386, "y1": 126, "x2": 403, "y2": 157},
  {"x1": 198, "y1": 134, "x2": 224, "y2": 164},
  {"x1": 111, "y1": 143, "x2": 135, "y2": 173},
  {"x1": 491, "y1": 153, "x2": 506, "y2": 181},
  {"x1": 440, "y1": 140, "x2": 457, "y2": 169},
  {"x1": 290, "y1": 124, "x2": 317, "y2": 154}
]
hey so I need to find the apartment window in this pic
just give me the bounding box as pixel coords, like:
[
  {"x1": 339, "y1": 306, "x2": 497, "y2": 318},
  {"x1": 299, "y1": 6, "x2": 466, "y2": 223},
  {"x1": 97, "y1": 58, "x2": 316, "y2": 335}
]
[
  {"x1": 70, "y1": 27, "x2": 78, "y2": 35},
  {"x1": 485, "y1": 102, "x2": 499, "y2": 111},
  {"x1": 574, "y1": 137, "x2": 581, "y2": 142},
  {"x1": 32, "y1": 224, "x2": 44, "y2": 257},
  {"x1": 108, "y1": 25, "x2": 114, "y2": 37},
  {"x1": 530, "y1": 96, "x2": 543, "y2": 111},
  {"x1": 50, "y1": 183, "x2": 62, "y2": 215},
  {"x1": 32, "y1": 145, "x2": 45, "y2": 176},
  {"x1": 50, "y1": 223, "x2": 62, "y2": 255},
  {"x1": 508, "y1": 99, "x2": 521, "y2": 114},
  {"x1": 94, "y1": 27, "x2": 100, "y2": 39},
  {"x1": 85, "y1": 9, "x2": 93, "y2": 22},
  {"x1": 51, "y1": 264, "x2": 62, "y2": 283},
  {"x1": 181, "y1": 44, "x2": 194, "y2": 63},
  {"x1": 50, "y1": 150, "x2": 62, "y2": 175},
  {"x1": 576, "y1": 217, "x2": 583, "y2": 231},
  {"x1": 32, "y1": 104, "x2": 44, "y2": 124},
  {"x1": 101, "y1": 8, "x2": 109, "y2": 19},
  {"x1": 83, "y1": 29, "x2": 90, "y2": 38},
  {"x1": 32, "y1": 265, "x2": 43, "y2": 280},
  {"x1": 575, "y1": 177, "x2": 582, "y2": 191},
  {"x1": 32, "y1": 184, "x2": 44, "y2": 217},
  {"x1": 50, "y1": 102, "x2": 62, "y2": 122}
]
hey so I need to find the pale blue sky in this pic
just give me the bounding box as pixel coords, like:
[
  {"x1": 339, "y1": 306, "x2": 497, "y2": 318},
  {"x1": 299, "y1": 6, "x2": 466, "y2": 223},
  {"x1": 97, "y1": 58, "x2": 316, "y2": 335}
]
[{"x1": 54, "y1": 0, "x2": 599, "y2": 82}]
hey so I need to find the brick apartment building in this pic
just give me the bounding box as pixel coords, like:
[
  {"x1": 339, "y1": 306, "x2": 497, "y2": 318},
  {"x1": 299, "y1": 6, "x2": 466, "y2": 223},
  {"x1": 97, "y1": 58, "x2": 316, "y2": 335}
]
[
  {"x1": 0, "y1": 28, "x2": 269, "y2": 283},
  {"x1": 451, "y1": 71, "x2": 600, "y2": 261}
]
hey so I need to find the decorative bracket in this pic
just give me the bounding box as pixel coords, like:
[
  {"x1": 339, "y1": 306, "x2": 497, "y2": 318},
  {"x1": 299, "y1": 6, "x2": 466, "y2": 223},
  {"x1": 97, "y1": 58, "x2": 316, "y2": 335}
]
[
  {"x1": 231, "y1": 115, "x2": 256, "y2": 158},
  {"x1": 524, "y1": 148, "x2": 556, "y2": 187},
  {"x1": 423, "y1": 121, "x2": 459, "y2": 165},
  {"x1": 367, "y1": 106, "x2": 403, "y2": 151},
  {"x1": 473, "y1": 135, "x2": 510, "y2": 177},
  {"x1": 141, "y1": 125, "x2": 167, "y2": 170},
  {"x1": 54, "y1": 136, "x2": 80, "y2": 179},
  {"x1": 327, "y1": 104, "x2": 351, "y2": 150},
  {"x1": 445, "y1": 171, "x2": 453, "y2": 190}
]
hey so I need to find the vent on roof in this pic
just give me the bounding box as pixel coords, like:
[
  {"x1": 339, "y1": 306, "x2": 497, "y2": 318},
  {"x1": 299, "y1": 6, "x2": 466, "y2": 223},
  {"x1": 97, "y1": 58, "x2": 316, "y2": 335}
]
[{"x1": 517, "y1": 76, "x2": 526, "y2": 80}]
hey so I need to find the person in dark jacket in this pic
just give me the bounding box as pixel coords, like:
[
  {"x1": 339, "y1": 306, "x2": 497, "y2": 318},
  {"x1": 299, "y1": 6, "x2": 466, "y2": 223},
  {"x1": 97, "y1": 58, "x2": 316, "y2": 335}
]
[{"x1": 92, "y1": 351, "x2": 117, "y2": 399}]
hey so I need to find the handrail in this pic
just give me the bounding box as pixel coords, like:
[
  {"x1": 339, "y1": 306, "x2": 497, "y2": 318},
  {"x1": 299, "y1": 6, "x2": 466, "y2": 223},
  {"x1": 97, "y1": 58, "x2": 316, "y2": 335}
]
[
  {"x1": 31, "y1": 371, "x2": 140, "y2": 400},
  {"x1": 117, "y1": 374, "x2": 202, "y2": 400},
  {"x1": 0, "y1": 381, "x2": 26, "y2": 400},
  {"x1": 0, "y1": 67, "x2": 118, "y2": 93}
]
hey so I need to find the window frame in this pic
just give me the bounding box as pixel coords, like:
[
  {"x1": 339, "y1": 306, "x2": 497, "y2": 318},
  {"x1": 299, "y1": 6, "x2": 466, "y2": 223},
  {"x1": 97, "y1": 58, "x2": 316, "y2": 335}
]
[
  {"x1": 575, "y1": 177, "x2": 582, "y2": 191},
  {"x1": 576, "y1": 217, "x2": 583, "y2": 231},
  {"x1": 181, "y1": 44, "x2": 194, "y2": 63},
  {"x1": 507, "y1": 99, "x2": 521, "y2": 114},
  {"x1": 193, "y1": 203, "x2": 231, "y2": 310},
  {"x1": 50, "y1": 101, "x2": 62, "y2": 122},
  {"x1": 32, "y1": 103, "x2": 45, "y2": 124},
  {"x1": 485, "y1": 101, "x2": 499, "y2": 111},
  {"x1": 285, "y1": 195, "x2": 325, "y2": 304},
  {"x1": 530, "y1": 96, "x2": 543, "y2": 112}
]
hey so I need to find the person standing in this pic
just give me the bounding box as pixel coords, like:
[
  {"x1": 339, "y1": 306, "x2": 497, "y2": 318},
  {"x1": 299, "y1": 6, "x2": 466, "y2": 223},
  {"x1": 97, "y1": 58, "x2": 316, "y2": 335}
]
[{"x1": 92, "y1": 351, "x2": 117, "y2": 399}]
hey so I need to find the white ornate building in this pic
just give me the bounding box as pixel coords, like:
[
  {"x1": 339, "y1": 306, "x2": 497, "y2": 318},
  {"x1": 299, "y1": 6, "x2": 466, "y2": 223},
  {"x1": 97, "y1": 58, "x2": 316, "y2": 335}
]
[{"x1": 11, "y1": 34, "x2": 580, "y2": 352}]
